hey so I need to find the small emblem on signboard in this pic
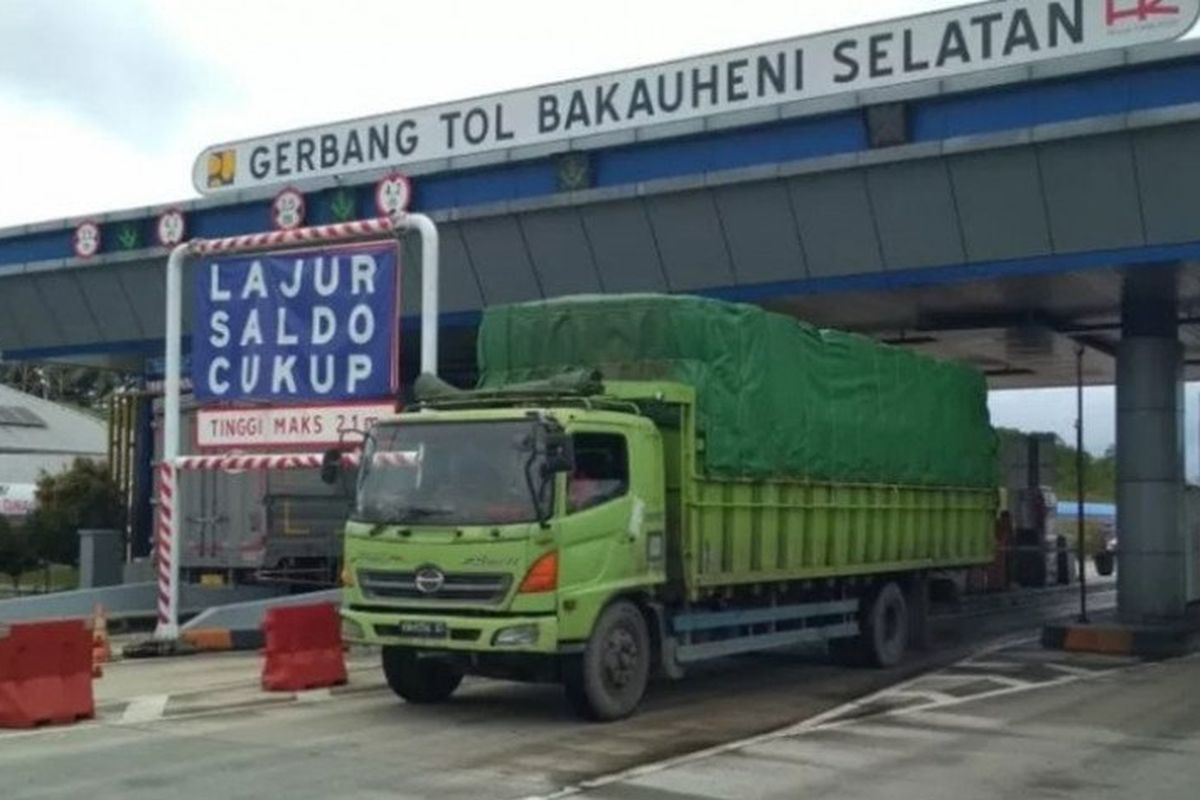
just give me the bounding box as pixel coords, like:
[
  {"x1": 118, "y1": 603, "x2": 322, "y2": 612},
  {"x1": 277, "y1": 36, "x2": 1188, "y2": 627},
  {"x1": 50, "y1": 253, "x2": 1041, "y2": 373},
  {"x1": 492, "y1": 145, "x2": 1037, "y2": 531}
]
[
  {"x1": 1106, "y1": 0, "x2": 1182, "y2": 27},
  {"x1": 375, "y1": 173, "x2": 412, "y2": 216},
  {"x1": 116, "y1": 222, "x2": 141, "y2": 251},
  {"x1": 73, "y1": 222, "x2": 101, "y2": 259},
  {"x1": 207, "y1": 149, "x2": 236, "y2": 188},
  {"x1": 157, "y1": 209, "x2": 186, "y2": 247},
  {"x1": 557, "y1": 153, "x2": 591, "y2": 192},
  {"x1": 271, "y1": 188, "x2": 305, "y2": 231},
  {"x1": 328, "y1": 188, "x2": 357, "y2": 222}
]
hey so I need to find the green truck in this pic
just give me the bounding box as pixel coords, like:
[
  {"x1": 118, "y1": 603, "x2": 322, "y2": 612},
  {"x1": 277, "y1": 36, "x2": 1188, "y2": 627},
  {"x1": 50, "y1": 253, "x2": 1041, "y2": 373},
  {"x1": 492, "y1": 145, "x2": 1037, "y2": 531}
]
[{"x1": 326, "y1": 295, "x2": 998, "y2": 720}]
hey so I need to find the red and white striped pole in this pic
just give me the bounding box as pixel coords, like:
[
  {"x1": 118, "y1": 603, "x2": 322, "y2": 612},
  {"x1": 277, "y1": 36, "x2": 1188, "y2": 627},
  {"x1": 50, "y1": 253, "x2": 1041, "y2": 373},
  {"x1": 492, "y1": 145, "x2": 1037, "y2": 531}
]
[
  {"x1": 171, "y1": 452, "x2": 366, "y2": 472},
  {"x1": 154, "y1": 461, "x2": 178, "y2": 638},
  {"x1": 190, "y1": 216, "x2": 399, "y2": 255}
]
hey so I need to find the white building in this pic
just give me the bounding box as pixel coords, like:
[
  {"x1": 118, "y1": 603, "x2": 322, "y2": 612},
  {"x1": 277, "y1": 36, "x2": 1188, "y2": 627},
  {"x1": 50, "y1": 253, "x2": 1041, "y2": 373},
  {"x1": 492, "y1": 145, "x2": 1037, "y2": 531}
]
[{"x1": 0, "y1": 383, "x2": 107, "y2": 518}]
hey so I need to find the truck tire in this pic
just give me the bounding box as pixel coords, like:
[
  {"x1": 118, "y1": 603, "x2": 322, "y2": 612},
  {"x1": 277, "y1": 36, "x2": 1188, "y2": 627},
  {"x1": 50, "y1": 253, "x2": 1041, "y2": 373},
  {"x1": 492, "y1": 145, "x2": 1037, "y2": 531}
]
[
  {"x1": 381, "y1": 647, "x2": 463, "y2": 704},
  {"x1": 563, "y1": 600, "x2": 650, "y2": 721},
  {"x1": 830, "y1": 583, "x2": 910, "y2": 668},
  {"x1": 862, "y1": 582, "x2": 909, "y2": 668}
]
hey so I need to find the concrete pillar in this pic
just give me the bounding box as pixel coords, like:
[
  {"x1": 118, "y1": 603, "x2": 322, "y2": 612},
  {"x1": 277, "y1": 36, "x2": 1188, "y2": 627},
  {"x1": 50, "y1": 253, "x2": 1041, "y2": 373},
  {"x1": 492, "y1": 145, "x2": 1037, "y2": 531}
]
[{"x1": 1116, "y1": 267, "x2": 1187, "y2": 622}]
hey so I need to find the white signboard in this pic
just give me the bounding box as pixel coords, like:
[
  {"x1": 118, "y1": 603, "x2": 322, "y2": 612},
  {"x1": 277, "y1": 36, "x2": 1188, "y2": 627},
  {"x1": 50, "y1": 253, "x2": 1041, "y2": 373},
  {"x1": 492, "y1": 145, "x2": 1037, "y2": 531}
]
[
  {"x1": 195, "y1": 402, "x2": 394, "y2": 449},
  {"x1": 193, "y1": 0, "x2": 1200, "y2": 195},
  {"x1": 0, "y1": 483, "x2": 37, "y2": 516}
]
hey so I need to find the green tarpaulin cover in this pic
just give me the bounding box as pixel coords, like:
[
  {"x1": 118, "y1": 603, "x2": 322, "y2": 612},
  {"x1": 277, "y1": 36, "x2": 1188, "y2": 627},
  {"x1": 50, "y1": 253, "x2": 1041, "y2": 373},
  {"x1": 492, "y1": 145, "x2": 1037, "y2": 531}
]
[{"x1": 477, "y1": 295, "x2": 995, "y2": 488}]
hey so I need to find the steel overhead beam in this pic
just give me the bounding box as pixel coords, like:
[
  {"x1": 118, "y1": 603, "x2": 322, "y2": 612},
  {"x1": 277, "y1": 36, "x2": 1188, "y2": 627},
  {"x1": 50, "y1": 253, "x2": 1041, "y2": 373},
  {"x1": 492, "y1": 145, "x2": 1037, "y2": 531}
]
[
  {"x1": 914, "y1": 309, "x2": 1119, "y2": 360},
  {"x1": 1067, "y1": 334, "x2": 1118, "y2": 359}
]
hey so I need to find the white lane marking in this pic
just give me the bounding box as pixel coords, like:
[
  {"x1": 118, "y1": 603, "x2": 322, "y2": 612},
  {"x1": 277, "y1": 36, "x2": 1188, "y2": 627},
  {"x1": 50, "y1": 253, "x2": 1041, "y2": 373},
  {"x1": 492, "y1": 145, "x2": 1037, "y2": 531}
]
[
  {"x1": 517, "y1": 642, "x2": 1132, "y2": 800},
  {"x1": 971, "y1": 675, "x2": 1032, "y2": 689},
  {"x1": 958, "y1": 659, "x2": 1022, "y2": 670},
  {"x1": 119, "y1": 694, "x2": 170, "y2": 725},
  {"x1": 296, "y1": 689, "x2": 333, "y2": 703},
  {"x1": 878, "y1": 688, "x2": 959, "y2": 705},
  {"x1": 905, "y1": 672, "x2": 986, "y2": 687}
]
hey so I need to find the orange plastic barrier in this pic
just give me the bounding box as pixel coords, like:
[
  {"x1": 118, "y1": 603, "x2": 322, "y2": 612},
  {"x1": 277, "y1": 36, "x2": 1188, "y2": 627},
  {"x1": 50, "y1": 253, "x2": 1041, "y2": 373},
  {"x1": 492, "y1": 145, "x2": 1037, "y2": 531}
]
[
  {"x1": 0, "y1": 620, "x2": 95, "y2": 729},
  {"x1": 261, "y1": 603, "x2": 347, "y2": 692}
]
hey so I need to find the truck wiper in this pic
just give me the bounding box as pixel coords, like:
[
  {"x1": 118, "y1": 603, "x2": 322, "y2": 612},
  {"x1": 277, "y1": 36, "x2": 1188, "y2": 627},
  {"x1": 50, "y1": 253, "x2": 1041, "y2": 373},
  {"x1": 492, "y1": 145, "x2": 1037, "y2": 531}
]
[
  {"x1": 523, "y1": 449, "x2": 551, "y2": 530},
  {"x1": 397, "y1": 506, "x2": 455, "y2": 522}
]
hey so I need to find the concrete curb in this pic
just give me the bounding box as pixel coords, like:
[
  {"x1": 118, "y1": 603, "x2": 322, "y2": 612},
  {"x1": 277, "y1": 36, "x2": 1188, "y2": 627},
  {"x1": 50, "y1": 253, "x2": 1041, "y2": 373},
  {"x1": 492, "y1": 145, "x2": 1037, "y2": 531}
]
[
  {"x1": 180, "y1": 628, "x2": 264, "y2": 652},
  {"x1": 1042, "y1": 618, "x2": 1200, "y2": 658}
]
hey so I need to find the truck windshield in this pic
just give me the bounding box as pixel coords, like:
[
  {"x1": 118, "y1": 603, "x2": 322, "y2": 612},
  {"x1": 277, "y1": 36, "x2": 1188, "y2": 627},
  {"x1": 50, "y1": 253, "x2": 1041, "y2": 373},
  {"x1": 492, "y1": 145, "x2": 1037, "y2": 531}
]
[{"x1": 354, "y1": 420, "x2": 551, "y2": 526}]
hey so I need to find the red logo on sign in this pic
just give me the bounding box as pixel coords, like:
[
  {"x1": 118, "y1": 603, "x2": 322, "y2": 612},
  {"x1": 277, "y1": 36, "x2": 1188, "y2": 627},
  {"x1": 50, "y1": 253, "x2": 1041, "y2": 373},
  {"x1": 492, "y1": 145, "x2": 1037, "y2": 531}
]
[{"x1": 1106, "y1": 0, "x2": 1180, "y2": 26}]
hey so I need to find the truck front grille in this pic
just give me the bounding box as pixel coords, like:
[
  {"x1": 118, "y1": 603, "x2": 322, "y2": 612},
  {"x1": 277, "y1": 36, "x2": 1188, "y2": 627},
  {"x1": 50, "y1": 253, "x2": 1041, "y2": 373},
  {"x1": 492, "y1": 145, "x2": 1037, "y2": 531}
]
[{"x1": 358, "y1": 570, "x2": 512, "y2": 605}]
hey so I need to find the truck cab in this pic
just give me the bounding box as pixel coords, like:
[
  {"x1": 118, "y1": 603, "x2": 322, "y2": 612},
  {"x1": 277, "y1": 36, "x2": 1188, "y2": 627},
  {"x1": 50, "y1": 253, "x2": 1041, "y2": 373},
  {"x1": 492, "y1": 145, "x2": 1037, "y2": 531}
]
[{"x1": 335, "y1": 384, "x2": 672, "y2": 719}]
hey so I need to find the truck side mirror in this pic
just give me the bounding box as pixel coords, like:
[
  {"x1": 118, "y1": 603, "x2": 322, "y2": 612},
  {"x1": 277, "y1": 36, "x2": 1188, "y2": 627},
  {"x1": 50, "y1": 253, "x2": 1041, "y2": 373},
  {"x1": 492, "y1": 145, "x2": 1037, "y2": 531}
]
[
  {"x1": 542, "y1": 431, "x2": 574, "y2": 474},
  {"x1": 319, "y1": 448, "x2": 342, "y2": 485}
]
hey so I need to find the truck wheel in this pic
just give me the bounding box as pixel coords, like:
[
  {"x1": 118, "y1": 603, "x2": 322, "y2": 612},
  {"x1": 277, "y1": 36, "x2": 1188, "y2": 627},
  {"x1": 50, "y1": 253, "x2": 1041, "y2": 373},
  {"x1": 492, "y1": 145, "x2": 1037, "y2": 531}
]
[
  {"x1": 829, "y1": 583, "x2": 909, "y2": 668},
  {"x1": 862, "y1": 582, "x2": 909, "y2": 668},
  {"x1": 381, "y1": 647, "x2": 463, "y2": 704},
  {"x1": 563, "y1": 600, "x2": 650, "y2": 721}
]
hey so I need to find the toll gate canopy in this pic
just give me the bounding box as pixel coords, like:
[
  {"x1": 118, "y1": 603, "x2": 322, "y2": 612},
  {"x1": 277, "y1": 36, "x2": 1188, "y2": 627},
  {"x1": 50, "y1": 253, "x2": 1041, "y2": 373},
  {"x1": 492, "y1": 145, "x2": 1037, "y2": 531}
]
[{"x1": 3, "y1": 7, "x2": 1200, "y2": 388}]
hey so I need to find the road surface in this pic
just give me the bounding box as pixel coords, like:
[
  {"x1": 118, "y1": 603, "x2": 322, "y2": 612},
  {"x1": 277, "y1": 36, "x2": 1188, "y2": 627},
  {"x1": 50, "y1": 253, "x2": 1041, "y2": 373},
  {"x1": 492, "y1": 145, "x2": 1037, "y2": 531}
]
[
  {"x1": 559, "y1": 647, "x2": 1200, "y2": 800},
  {"x1": 0, "y1": 584, "x2": 1144, "y2": 800}
]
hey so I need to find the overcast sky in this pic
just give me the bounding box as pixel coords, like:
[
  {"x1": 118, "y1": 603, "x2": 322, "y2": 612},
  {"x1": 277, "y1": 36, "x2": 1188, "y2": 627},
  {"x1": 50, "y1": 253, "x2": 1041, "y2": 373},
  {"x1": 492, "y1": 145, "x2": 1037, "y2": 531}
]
[{"x1": 1, "y1": 0, "x2": 1198, "y2": 474}]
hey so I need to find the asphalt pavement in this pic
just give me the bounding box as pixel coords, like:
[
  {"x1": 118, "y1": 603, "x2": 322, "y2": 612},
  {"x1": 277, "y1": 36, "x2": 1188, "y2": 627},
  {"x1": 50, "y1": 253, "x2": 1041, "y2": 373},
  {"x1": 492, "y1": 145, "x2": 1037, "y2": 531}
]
[
  {"x1": 4, "y1": 580, "x2": 1179, "y2": 800},
  {"x1": 557, "y1": 646, "x2": 1200, "y2": 800}
]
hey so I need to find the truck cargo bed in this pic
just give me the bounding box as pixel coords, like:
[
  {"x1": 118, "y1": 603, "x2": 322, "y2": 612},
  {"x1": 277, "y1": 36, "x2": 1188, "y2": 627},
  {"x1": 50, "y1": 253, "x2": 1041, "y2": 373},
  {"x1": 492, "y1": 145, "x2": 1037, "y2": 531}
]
[{"x1": 687, "y1": 478, "x2": 994, "y2": 592}]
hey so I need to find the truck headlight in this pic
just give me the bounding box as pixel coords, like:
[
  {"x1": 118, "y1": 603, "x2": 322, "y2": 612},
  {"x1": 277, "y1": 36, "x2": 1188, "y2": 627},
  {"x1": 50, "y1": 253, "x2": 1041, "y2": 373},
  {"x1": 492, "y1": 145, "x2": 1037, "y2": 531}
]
[
  {"x1": 492, "y1": 624, "x2": 539, "y2": 646},
  {"x1": 341, "y1": 616, "x2": 365, "y2": 642}
]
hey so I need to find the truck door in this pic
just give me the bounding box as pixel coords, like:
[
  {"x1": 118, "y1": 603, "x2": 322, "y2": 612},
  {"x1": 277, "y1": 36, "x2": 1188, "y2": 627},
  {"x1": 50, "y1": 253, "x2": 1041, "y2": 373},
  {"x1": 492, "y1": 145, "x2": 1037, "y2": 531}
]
[{"x1": 559, "y1": 426, "x2": 666, "y2": 597}]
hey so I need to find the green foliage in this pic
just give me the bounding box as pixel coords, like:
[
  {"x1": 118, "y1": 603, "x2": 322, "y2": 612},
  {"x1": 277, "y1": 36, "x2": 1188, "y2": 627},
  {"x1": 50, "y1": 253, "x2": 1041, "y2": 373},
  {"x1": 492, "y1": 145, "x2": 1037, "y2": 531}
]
[
  {"x1": 996, "y1": 426, "x2": 1116, "y2": 502},
  {"x1": 24, "y1": 459, "x2": 125, "y2": 567},
  {"x1": 0, "y1": 516, "x2": 39, "y2": 589},
  {"x1": 1056, "y1": 443, "x2": 1117, "y2": 503}
]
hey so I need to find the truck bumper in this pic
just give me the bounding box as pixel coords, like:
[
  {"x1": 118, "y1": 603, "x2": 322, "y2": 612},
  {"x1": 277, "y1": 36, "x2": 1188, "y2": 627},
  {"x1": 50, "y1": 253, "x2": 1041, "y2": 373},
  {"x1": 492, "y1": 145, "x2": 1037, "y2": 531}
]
[{"x1": 340, "y1": 606, "x2": 560, "y2": 655}]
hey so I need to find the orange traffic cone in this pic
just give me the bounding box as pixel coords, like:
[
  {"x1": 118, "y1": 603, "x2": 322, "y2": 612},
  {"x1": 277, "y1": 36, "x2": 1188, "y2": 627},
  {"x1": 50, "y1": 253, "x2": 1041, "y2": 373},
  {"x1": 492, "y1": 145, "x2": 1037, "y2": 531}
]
[{"x1": 91, "y1": 604, "x2": 111, "y2": 678}]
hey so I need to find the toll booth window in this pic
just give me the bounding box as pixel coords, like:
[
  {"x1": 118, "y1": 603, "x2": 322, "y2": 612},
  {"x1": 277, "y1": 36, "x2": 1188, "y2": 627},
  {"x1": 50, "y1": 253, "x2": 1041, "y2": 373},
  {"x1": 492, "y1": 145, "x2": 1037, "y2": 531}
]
[{"x1": 568, "y1": 433, "x2": 629, "y2": 513}]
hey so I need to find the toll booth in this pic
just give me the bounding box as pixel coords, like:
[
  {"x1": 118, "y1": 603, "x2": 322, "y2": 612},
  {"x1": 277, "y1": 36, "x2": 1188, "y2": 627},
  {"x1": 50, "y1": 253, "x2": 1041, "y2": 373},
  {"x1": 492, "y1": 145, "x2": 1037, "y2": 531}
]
[{"x1": 1001, "y1": 433, "x2": 1072, "y2": 588}]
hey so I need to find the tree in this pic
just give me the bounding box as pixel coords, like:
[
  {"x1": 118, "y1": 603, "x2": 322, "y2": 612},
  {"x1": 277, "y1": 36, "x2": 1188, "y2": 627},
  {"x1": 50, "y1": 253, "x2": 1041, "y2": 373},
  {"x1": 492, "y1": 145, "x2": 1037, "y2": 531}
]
[
  {"x1": 996, "y1": 427, "x2": 1116, "y2": 501},
  {"x1": 25, "y1": 459, "x2": 125, "y2": 567},
  {"x1": 0, "y1": 517, "x2": 39, "y2": 591}
]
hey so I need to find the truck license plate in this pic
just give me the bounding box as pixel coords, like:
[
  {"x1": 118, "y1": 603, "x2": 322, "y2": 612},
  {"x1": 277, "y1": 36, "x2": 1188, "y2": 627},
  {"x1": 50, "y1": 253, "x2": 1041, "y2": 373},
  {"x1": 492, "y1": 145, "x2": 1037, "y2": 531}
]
[{"x1": 399, "y1": 621, "x2": 448, "y2": 639}]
